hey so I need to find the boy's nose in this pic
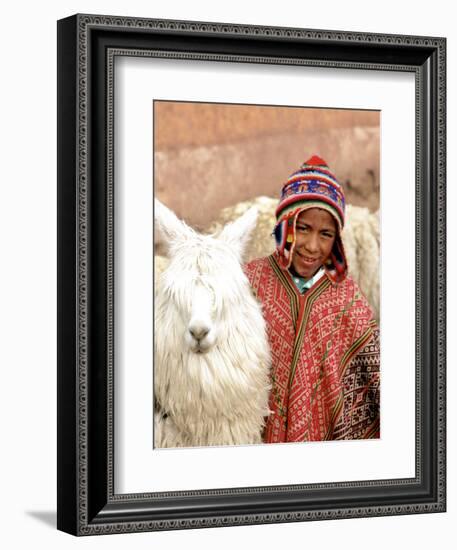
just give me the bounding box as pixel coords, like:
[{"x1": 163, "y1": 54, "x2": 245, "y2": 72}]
[{"x1": 305, "y1": 234, "x2": 319, "y2": 252}]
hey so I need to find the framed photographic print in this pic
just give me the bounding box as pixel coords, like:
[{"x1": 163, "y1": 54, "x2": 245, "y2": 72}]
[{"x1": 57, "y1": 14, "x2": 446, "y2": 535}]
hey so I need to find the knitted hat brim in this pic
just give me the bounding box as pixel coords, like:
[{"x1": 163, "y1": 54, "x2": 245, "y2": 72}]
[{"x1": 276, "y1": 200, "x2": 344, "y2": 233}]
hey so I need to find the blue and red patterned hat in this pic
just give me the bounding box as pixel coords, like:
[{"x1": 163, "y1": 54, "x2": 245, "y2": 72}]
[{"x1": 274, "y1": 155, "x2": 347, "y2": 282}]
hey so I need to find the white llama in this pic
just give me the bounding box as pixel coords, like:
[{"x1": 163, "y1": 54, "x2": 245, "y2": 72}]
[{"x1": 154, "y1": 199, "x2": 271, "y2": 448}]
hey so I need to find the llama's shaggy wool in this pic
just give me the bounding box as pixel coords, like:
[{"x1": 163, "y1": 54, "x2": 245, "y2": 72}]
[
  {"x1": 154, "y1": 200, "x2": 271, "y2": 448},
  {"x1": 343, "y1": 205, "x2": 380, "y2": 320}
]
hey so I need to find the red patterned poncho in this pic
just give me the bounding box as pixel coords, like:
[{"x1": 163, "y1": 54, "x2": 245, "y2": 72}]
[{"x1": 245, "y1": 254, "x2": 380, "y2": 443}]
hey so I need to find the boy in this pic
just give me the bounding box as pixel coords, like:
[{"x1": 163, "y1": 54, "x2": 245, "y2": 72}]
[{"x1": 245, "y1": 156, "x2": 380, "y2": 442}]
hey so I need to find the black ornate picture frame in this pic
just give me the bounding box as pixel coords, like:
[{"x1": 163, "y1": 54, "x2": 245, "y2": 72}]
[{"x1": 57, "y1": 14, "x2": 446, "y2": 535}]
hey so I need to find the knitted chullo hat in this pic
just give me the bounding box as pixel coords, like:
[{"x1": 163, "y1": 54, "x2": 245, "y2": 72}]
[{"x1": 274, "y1": 155, "x2": 348, "y2": 282}]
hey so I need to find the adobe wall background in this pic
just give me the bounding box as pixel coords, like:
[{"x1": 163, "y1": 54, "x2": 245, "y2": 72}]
[{"x1": 154, "y1": 102, "x2": 380, "y2": 231}]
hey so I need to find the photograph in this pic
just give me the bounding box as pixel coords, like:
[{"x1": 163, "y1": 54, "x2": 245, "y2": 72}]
[{"x1": 153, "y1": 101, "x2": 381, "y2": 448}]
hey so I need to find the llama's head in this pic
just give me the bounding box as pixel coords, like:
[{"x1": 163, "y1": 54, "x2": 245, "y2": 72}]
[{"x1": 154, "y1": 199, "x2": 258, "y2": 354}]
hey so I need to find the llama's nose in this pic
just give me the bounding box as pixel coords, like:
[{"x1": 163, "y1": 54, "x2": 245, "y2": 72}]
[
  {"x1": 189, "y1": 325, "x2": 209, "y2": 340},
  {"x1": 189, "y1": 325, "x2": 210, "y2": 341}
]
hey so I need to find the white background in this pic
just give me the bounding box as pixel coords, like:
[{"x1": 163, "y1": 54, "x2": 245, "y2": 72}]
[
  {"x1": 116, "y1": 59, "x2": 415, "y2": 493},
  {"x1": 0, "y1": 1, "x2": 454, "y2": 548}
]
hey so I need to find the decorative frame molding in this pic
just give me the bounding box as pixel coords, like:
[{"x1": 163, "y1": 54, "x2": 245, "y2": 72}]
[{"x1": 57, "y1": 14, "x2": 446, "y2": 535}]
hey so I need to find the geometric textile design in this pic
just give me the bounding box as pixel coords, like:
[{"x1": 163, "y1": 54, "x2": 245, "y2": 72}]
[{"x1": 244, "y1": 254, "x2": 380, "y2": 443}]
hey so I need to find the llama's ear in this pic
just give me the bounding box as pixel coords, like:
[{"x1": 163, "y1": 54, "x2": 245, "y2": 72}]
[
  {"x1": 154, "y1": 198, "x2": 193, "y2": 250},
  {"x1": 219, "y1": 206, "x2": 258, "y2": 259}
]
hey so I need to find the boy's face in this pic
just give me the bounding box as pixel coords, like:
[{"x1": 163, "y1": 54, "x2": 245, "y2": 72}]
[{"x1": 291, "y1": 208, "x2": 337, "y2": 279}]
